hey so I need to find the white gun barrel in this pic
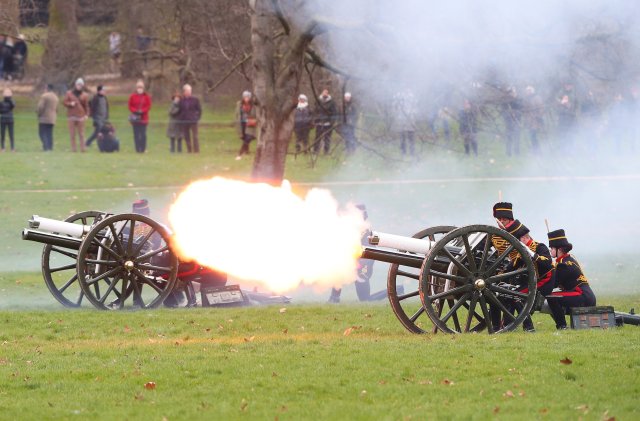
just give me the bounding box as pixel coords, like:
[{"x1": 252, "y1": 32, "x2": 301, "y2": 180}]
[
  {"x1": 28, "y1": 215, "x2": 90, "y2": 238},
  {"x1": 368, "y1": 232, "x2": 432, "y2": 254}
]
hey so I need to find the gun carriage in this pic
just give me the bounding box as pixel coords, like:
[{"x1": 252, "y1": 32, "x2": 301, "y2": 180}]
[
  {"x1": 22, "y1": 212, "x2": 636, "y2": 331},
  {"x1": 22, "y1": 211, "x2": 281, "y2": 310}
]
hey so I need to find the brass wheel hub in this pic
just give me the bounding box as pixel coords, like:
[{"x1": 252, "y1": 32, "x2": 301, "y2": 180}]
[
  {"x1": 474, "y1": 279, "x2": 486, "y2": 290},
  {"x1": 124, "y1": 260, "x2": 135, "y2": 271}
]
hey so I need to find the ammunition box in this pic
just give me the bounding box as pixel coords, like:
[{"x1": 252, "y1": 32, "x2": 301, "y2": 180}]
[{"x1": 570, "y1": 306, "x2": 616, "y2": 329}]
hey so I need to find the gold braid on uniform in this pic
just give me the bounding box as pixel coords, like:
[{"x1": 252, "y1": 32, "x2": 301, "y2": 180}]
[{"x1": 491, "y1": 235, "x2": 521, "y2": 262}]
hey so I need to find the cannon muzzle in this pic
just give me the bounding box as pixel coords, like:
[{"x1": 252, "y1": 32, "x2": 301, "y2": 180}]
[
  {"x1": 369, "y1": 232, "x2": 432, "y2": 254},
  {"x1": 22, "y1": 229, "x2": 83, "y2": 250},
  {"x1": 29, "y1": 215, "x2": 91, "y2": 237}
]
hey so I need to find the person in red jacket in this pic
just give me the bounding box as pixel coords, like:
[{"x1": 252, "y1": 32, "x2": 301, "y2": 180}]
[{"x1": 128, "y1": 80, "x2": 152, "y2": 153}]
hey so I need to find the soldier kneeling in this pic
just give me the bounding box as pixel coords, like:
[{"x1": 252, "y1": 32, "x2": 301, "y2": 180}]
[{"x1": 546, "y1": 229, "x2": 596, "y2": 329}]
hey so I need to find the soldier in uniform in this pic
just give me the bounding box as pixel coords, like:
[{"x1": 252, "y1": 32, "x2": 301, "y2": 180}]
[
  {"x1": 506, "y1": 221, "x2": 555, "y2": 297},
  {"x1": 491, "y1": 202, "x2": 518, "y2": 257},
  {"x1": 503, "y1": 220, "x2": 556, "y2": 331},
  {"x1": 546, "y1": 229, "x2": 596, "y2": 329},
  {"x1": 328, "y1": 204, "x2": 392, "y2": 303}
]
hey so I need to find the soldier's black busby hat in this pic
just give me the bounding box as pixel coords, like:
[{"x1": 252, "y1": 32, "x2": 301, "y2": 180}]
[
  {"x1": 507, "y1": 219, "x2": 529, "y2": 239},
  {"x1": 548, "y1": 229, "x2": 572, "y2": 252},
  {"x1": 132, "y1": 199, "x2": 150, "y2": 216},
  {"x1": 493, "y1": 202, "x2": 514, "y2": 220}
]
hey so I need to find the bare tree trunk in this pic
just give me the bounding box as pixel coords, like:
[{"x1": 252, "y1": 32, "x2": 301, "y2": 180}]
[
  {"x1": 250, "y1": 0, "x2": 315, "y2": 184},
  {"x1": 0, "y1": 0, "x2": 20, "y2": 36},
  {"x1": 40, "y1": 0, "x2": 82, "y2": 88}
]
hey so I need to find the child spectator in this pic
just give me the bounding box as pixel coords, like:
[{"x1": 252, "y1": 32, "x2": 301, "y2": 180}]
[{"x1": 97, "y1": 121, "x2": 119, "y2": 153}]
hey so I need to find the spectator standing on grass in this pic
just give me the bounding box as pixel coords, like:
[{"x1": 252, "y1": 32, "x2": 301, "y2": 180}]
[
  {"x1": 294, "y1": 94, "x2": 312, "y2": 155},
  {"x1": 128, "y1": 80, "x2": 152, "y2": 153},
  {"x1": 167, "y1": 91, "x2": 183, "y2": 153},
  {"x1": 37, "y1": 84, "x2": 58, "y2": 151},
  {"x1": 135, "y1": 27, "x2": 151, "y2": 69},
  {"x1": 109, "y1": 31, "x2": 121, "y2": 73},
  {"x1": 179, "y1": 84, "x2": 201, "y2": 153},
  {"x1": 393, "y1": 89, "x2": 417, "y2": 156},
  {"x1": 501, "y1": 88, "x2": 523, "y2": 157},
  {"x1": 0, "y1": 88, "x2": 15, "y2": 152},
  {"x1": 86, "y1": 85, "x2": 109, "y2": 148},
  {"x1": 458, "y1": 99, "x2": 478, "y2": 156},
  {"x1": 523, "y1": 86, "x2": 544, "y2": 154},
  {"x1": 0, "y1": 35, "x2": 10, "y2": 80},
  {"x1": 63, "y1": 78, "x2": 90, "y2": 152},
  {"x1": 235, "y1": 90, "x2": 256, "y2": 159},
  {"x1": 313, "y1": 89, "x2": 337, "y2": 155},
  {"x1": 340, "y1": 92, "x2": 358, "y2": 154}
]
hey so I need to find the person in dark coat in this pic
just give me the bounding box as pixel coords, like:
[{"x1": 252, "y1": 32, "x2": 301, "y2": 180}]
[
  {"x1": 179, "y1": 84, "x2": 201, "y2": 153},
  {"x1": 86, "y1": 85, "x2": 109, "y2": 147},
  {"x1": 128, "y1": 80, "x2": 152, "y2": 153},
  {"x1": 339, "y1": 92, "x2": 358, "y2": 154},
  {"x1": 328, "y1": 204, "x2": 391, "y2": 303},
  {"x1": 502, "y1": 220, "x2": 556, "y2": 332},
  {"x1": 546, "y1": 229, "x2": 596, "y2": 329},
  {"x1": 166, "y1": 92, "x2": 183, "y2": 153},
  {"x1": 393, "y1": 89, "x2": 418, "y2": 156},
  {"x1": 458, "y1": 99, "x2": 478, "y2": 156},
  {"x1": 294, "y1": 94, "x2": 312, "y2": 154},
  {"x1": 97, "y1": 121, "x2": 119, "y2": 153},
  {"x1": 0, "y1": 35, "x2": 11, "y2": 80},
  {"x1": 313, "y1": 89, "x2": 337, "y2": 155},
  {"x1": 0, "y1": 88, "x2": 15, "y2": 151},
  {"x1": 501, "y1": 88, "x2": 523, "y2": 157}
]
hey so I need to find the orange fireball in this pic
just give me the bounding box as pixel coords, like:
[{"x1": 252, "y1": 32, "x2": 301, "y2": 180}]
[{"x1": 168, "y1": 177, "x2": 367, "y2": 293}]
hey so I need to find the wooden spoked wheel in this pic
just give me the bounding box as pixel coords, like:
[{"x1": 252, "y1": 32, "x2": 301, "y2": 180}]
[
  {"x1": 76, "y1": 213, "x2": 178, "y2": 310},
  {"x1": 419, "y1": 225, "x2": 536, "y2": 334},
  {"x1": 41, "y1": 210, "x2": 106, "y2": 307},
  {"x1": 387, "y1": 226, "x2": 456, "y2": 333}
]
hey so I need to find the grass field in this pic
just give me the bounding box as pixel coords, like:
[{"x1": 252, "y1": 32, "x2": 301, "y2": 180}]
[{"x1": 1, "y1": 97, "x2": 639, "y2": 419}]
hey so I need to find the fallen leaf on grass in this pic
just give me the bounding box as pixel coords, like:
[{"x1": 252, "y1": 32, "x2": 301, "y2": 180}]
[
  {"x1": 575, "y1": 404, "x2": 589, "y2": 414},
  {"x1": 282, "y1": 329, "x2": 288, "y2": 334},
  {"x1": 343, "y1": 326, "x2": 362, "y2": 336},
  {"x1": 441, "y1": 379, "x2": 454, "y2": 386},
  {"x1": 378, "y1": 380, "x2": 387, "y2": 385},
  {"x1": 134, "y1": 392, "x2": 144, "y2": 401},
  {"x1": 360, "y1": 390, "x2": 367, "y2": 397},
  {"x1": 144, "y1": 381, "x2": 156, "y2": 390},
  {"x1": 272, "y1": 372, "x2": 278, "y2": 377},
  {"x1": 279, "y1": 308, "x2": 287, "y2": 313},
  {"x1": 364, "y1": 313, "x2": 372, "y2": 318},
  {"x1": 419, "y1": 380, "x2": 433, "y2": 385},
  {"x1": 518, "y1": 390, "x2": 526, "y2": 397},
  {"x1": 124, "y1": 326, "x2": 131, "y2": 333},
  {"x1": 244, "y1": 336, "x2": 255, "y2": 342},
  {"x1": 539, "y1": 408, "x2": 549, "y2": 414},
  {"x1": 493, "y1": 406, "x2": 500, "y2": 414},
  {"x1": 240, "y1": 399, "x2": 248, "y2": 412},
  {"x1": 503, "y1": 390, "x2": 514, "y2": 398},
  {"x1": 560, "y1": 357, "x2": 572, "y2": 365}
]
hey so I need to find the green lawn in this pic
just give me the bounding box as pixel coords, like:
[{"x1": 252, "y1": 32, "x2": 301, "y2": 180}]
[
  {"x1": 0, "y1": 297, "x2": 639, "y2": 420},
  {"x1": 1, "y1": 96, "x2": 639, "y2": 419}
]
